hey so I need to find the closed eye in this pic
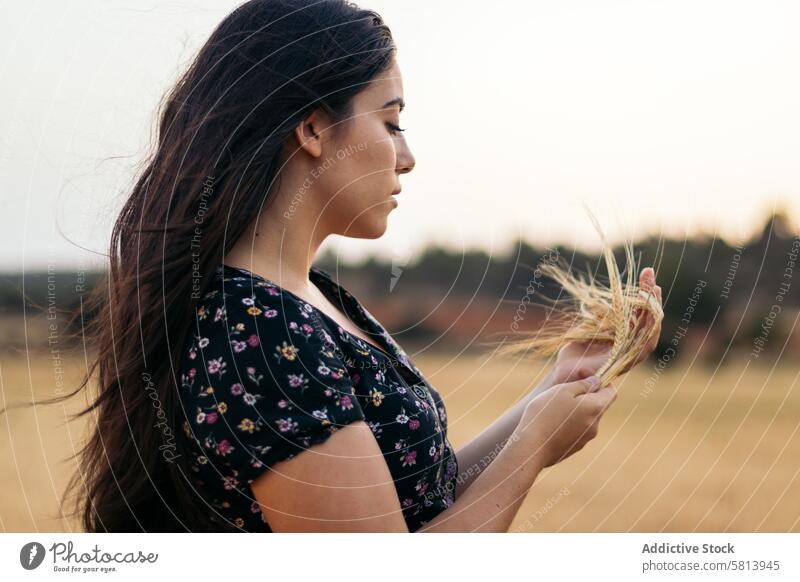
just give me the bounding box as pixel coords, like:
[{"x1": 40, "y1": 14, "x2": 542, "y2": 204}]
[{"x1": 386, "y1": 122, "x2": 406, "y2": 136}]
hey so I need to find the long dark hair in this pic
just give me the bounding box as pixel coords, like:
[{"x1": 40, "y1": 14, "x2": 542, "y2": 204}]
[{"x1": 40, "y1": 0, "x2": 395, "y2": 532}]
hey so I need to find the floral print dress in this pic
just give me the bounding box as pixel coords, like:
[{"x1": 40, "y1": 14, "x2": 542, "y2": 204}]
[{"x1": 178, "y1": 263, "x2": 459, "y2": 531}]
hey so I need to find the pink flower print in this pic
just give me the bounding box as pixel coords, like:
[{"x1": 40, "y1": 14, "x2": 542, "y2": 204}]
[
  {"x1": 246, "y1": 367, "x2": 255, "y2": 376},
  {"x1": 401, "y1": 498, "x2": 413, "y2": 508},
  {"x1": 289, "y1": 321, "x2": 298, "y2": 330},
  {"x1": 188, "y1": 368, "x2": 196, "y2": 379},
  {"x1": 242, "y1": 297, "x2": 255, "y2": 306},
  {"x1": 216, "y1": 440, "x2": 234, "y2": 456},
  {"x1": 242, "y1": 393, "x2": 257, "y2": 406},
  {"x1": 340, "y1": 395, "x2": 353, "y2": 410},
  {"x1": 213, "y1": 307, "x2": 224, "y2": 322},
  {"x1": 317, "y1": 364, "x2": 330, "y2": 376},
  {"x1": 198, "y1": 337, "x2": 210, "y2": 349},
  {"x1": 408, "y1": 418, "x2": 420, "y2": 430},
  {"x1": 232, "y1": 340, "x2": 247, "y2": 353},
  {"x1": 196, "y1": 412, "x2": 206, "y2": 424},
  {"x1": 206, "y1": 412, "x2": 218, "y2": 424},
  {"x1": 207, "y1": 358, "x2": 225, "y2": 375},
  {"x1": 402, "y1": 450, "x2": 417, "y2": 466},
  {"x1": 188, "y1": 348, "x2": 196, "y2": 360},
  {"x1": 246, "y1": 334, "x2": 260, "y2": 348},
  {"x1": 222, "y1": 476, "x2": 239, "y2": 491},
  {"x1": 352, "y1": 373, "x2": 361, "y2": 385},
  {"x1": 276, "y1": 418, "x2": 298, "y2": 433},
  {"x1": 302, "y1": 323, "x2": 314, "y2": 334},
  {"x1": 396, "y1": 413, "x2": 409, "y2": 424},
  {"x1": 264, "y1": 308, "x2": 278, "y2": 318},
  {"x1": 415, "y1": 481, "x2": 429, "y2": 496},
  {"x1": 287, "y1": 374, "x2": 306, "y2": 389},
  {"x1": 277, "y1": 399, "x2": 288, "y2": 409},
  {"x1": 331, "y1": 369, "x2": 343, "y2": 380},
  {"x1": 230, "y1": 383, "x2": 244, "y2": 396},
  {"x1": 266, "y1": 287, "x2": 279, "y2": 296}
]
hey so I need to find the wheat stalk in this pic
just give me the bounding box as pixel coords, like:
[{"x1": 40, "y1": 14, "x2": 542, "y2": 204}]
[{"x1": 496, "y1": 209, "x2": 664, "y2": 388}]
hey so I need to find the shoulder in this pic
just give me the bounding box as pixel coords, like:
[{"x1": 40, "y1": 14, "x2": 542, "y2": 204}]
[
  {"x1": 188, "y1": 264, "x2": 342, "y2": 365},
  {"x1": 179, "y1": 265, "x2": 365, "y2": 485},
  {"x1": 196, "y1": 264, "x2": 320, "y2": 333}
]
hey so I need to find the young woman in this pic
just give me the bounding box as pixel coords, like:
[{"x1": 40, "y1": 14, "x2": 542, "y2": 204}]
[{"x1": 65, "y1": 0, "x2": 662, "y2": 532}]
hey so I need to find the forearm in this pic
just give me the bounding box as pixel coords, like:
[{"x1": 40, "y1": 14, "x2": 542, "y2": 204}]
[
  {"x1": 453, "y1": 366, "x2": 557, "y2": 498},
  {"x1": 419, "y1": 427, "x2": 547, "y2": 532}
]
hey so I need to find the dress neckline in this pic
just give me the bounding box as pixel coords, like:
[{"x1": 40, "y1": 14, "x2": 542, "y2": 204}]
[{"x1": 219, "y1": 263, "x2": 405, "y2": 366}]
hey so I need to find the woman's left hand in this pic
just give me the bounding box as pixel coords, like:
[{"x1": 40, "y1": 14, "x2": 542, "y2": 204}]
[{"x1": 551, "y1": 267, "x2": 663, "y2": 385}]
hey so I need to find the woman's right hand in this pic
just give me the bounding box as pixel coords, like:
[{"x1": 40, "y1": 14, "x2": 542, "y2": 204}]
[{"x1": 517, "y1": 376, "x2": 617, "y2": 467}]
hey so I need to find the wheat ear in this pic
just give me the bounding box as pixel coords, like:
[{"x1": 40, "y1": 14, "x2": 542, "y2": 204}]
[{"x1": 496, "y1": 211, "x2": 664, "y2": 388}]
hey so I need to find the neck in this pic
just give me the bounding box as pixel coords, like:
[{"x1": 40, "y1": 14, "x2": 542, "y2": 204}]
[{"x1": 223, "y1": 167, "x2": 330, "y2": 293}]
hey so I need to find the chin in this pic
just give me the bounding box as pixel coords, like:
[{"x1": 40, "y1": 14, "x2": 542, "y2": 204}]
[{"x1": 343, "y1": 216, "x2": 390, "y2": 239}]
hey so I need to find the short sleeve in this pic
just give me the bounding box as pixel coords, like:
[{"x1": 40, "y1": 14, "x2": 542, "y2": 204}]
[{"x1": 183, "y1": 285, "x2": 366, "y2": 486}]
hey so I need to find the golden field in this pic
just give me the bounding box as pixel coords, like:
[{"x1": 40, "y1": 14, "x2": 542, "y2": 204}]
[{"x1": 1, "y1": 349, "x2": 798, "y2": 532}]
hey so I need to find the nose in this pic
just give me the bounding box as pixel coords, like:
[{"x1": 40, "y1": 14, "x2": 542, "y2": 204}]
[{"x1": 396, "y1": 141, "x2": 415, "y2": 175}]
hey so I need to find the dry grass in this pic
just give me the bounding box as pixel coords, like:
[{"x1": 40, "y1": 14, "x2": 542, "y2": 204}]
[
  {"x1": 414, "y1": 349, "x2": 800, "y2": 532},
  {"x1": 1, "y1": 351, "x2": 798, "y2": 532}
]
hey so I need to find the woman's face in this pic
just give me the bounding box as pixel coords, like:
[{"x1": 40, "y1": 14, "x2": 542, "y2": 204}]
[{"x1": 315, "y1": 59, "x2": 416, "y2": 239}]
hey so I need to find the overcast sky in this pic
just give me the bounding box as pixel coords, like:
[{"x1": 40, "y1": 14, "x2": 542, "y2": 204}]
[{"x1": 2, "y1": 0, "x2": 799, "y2": 271}]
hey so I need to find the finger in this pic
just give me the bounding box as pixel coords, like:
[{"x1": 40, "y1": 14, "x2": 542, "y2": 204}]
[
  {"x1": 567, "y1": 375, "x2": 601, "y2": 396},
  {"x1": 584, "y1": 385, "x2": 618, "y2": 411},
  {"x1": 640, "y1": 267, "x2": 655, "y2": 291},
  {"x1": 573, "y1": 365, "x2": 599, "y2": 382}
]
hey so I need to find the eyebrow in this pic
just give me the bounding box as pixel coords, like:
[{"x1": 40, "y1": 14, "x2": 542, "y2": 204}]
[{"x1": 381, "y1": 97, "x2": 405, "y2": 112}]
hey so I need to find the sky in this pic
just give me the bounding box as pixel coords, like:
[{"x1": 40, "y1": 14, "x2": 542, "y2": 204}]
[{"x1": 2, "y1": 0, "x2": 799, "y2": 271}]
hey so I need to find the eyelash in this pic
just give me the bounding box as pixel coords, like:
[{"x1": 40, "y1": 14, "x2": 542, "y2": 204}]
[{"x1": 387, "y1": 122, "x2": 406, "y2": 135}]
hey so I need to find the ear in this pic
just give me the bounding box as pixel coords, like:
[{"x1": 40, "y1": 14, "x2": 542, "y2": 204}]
[{"x1": 293, "y1": 109, "x2": 325, "y2": 159}]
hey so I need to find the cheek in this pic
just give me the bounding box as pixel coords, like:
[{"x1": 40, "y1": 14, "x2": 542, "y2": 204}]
[{"x1": 336, "y1": 139, "x2": 397, "y2": 202}]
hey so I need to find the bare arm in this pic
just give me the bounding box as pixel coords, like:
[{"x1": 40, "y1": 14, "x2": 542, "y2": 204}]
[
  {"x1": 452, "y1": 366, "x2": 558, "y2": 499},
  {"x1": 450, "y1": 267, "x2": 663, "y2": 498},
  {"x1": 251, "y1": 421, "x2": 408, "y2": 532},
  {"x1": 251, "y1": 377, "x2": 615, "y2": 532}
]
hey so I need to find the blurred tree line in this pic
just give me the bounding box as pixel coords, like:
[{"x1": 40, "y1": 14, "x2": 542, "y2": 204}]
[{"x1": 2, "y1": 210, "x2": 798, "y2": 363}]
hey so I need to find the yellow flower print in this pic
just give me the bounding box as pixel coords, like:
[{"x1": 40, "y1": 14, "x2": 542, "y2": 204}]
[
  {"x1": 247, "y1": 306, "x2": 262, "y2": 316},
  {"x1": 206, "y1": 386, "x2": 214, "y2": 393},
  {"x1": 234, "y1": 517, "x2": 245, "y2": 528},
  {"x1": 238, "y1": 418, "x2": 256, "y2": 433},
  {"x1": 217, "y1": 402, "x2": 227, "y2": 414},
  {"x1": 276, "y1": 341, "x2": 298, "y2": 362},
  {"x1": 235, "y1": 323, "x2": 245, "y2": 332},
  {"x1": 370, "y1": 388, "x2": 384, "y2": 407}
]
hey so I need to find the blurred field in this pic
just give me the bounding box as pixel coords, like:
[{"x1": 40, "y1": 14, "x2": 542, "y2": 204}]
[{"x1": 1, "y1": 349, "x2": 798, "y2": 532}]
